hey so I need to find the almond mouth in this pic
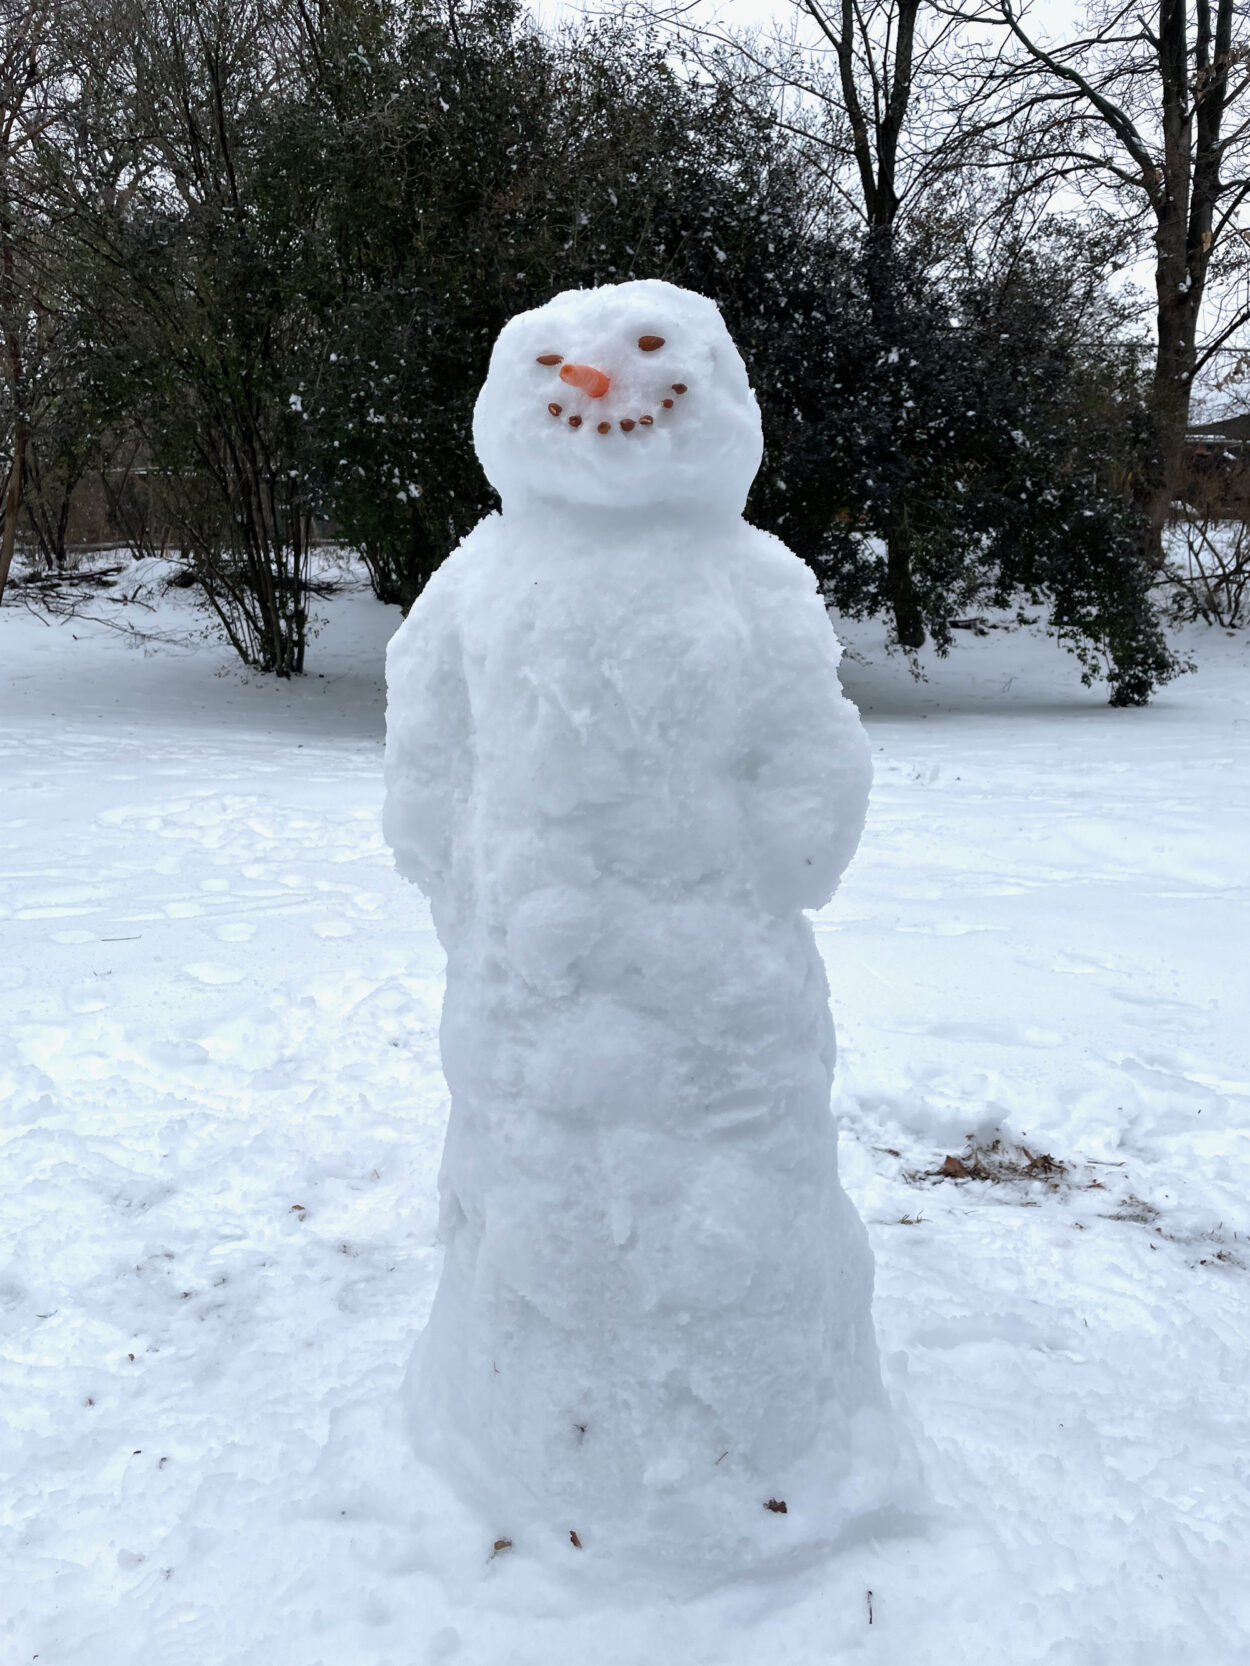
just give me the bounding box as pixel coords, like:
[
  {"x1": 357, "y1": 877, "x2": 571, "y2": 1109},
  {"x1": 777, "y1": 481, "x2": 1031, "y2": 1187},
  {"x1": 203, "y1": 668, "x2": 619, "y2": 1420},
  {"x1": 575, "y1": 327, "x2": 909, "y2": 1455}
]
[{"x1": 546, "y1": 384, "x2": 687, "y2": 433}]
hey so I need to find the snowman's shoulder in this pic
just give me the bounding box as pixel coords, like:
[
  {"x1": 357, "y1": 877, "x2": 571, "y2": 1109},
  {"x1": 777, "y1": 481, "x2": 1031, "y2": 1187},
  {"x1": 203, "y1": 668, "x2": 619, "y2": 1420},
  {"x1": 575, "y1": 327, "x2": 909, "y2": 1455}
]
[
  {"x1": 733, "y1": 522, "x2": 821, "y2": 597},
  {"x1": 390, "y1": 513, "x2": 503, "y2": 644},
  {"x1": 727, "y1": 522, "x2": 847, "y2": 673},
  {"x1": 731, "y1": 524, "x2": 833, "y2": 628},
  {"x1": 433, "y1": 513, "x2": 507, "y2": 602}
]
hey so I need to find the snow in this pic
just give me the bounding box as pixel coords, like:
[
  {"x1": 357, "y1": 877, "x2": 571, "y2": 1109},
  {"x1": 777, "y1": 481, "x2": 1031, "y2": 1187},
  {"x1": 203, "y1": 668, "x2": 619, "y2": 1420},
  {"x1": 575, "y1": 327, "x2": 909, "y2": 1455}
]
[
  {"x1": 2, "y1": 562, "x2": 1249, "y2": 1665},
  {"x1": 384, "y1": 281, "x2": 901, "y2": 1579}
]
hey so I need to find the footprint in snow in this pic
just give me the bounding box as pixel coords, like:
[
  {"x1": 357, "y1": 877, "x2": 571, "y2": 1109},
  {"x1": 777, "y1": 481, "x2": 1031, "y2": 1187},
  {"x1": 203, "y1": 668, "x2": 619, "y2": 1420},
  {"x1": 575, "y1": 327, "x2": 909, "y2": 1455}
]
[
  {"x1": 183, "y1": 962, "x2": 245, "y2": 986},
  {"x1": 215, "y1": 922, "x2": 256, "y2": 942}
]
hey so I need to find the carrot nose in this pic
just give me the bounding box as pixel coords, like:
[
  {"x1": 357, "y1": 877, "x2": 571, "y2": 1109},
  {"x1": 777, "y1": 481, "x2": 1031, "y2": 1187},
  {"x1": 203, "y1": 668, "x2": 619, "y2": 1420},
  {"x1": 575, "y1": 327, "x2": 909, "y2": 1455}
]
[{"x1": 559, "y1": 362, "x2": 611, "y2": 399}]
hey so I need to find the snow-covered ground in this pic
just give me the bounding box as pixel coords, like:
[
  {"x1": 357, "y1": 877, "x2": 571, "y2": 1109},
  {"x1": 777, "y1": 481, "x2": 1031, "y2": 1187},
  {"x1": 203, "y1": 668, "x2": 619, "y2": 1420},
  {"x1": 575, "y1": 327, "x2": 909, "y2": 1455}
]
[{"x1": 2, "y1": 565, "x2": 1248, "y2": 1666}]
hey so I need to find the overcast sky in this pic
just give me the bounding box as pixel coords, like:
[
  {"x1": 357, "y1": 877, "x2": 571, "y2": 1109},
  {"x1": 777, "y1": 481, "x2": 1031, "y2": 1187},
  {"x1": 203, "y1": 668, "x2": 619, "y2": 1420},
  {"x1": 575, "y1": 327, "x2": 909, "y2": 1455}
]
[
  {"x1": 526, "y1": 0, "x2": 1088, "y2": 46},
  {"x1": 521, "y1": 0, "x2": 1245, "y2": 408},
  {"x1": 527, "y1": 0, "x2": 803, "y2": 33}
]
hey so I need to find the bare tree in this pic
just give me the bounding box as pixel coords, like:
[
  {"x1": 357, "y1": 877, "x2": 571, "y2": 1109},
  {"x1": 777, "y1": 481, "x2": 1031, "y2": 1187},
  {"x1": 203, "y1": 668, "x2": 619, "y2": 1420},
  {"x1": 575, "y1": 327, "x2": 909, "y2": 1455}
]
[
  {"x1": 790, "y1": 1, "x2": 968, "y2": 647},
  {"x1": 0, "y1": 2, "x2": 62, "y2": 603},
  {"x1": 787, "y1": 0, "x2": 962, "y2": 236},
  {"x1": 958, "y1": 0, "x2": 1250, "y2": 565},
  {"x1": 640, "y1": 1, "x2": 972, "y2": 235},
  {"x1": 44, "y1": 0, "x2": 320, "y2": 674},
  {"x1": 635, "y1": 1, "x2": 984, "y2": 648}
]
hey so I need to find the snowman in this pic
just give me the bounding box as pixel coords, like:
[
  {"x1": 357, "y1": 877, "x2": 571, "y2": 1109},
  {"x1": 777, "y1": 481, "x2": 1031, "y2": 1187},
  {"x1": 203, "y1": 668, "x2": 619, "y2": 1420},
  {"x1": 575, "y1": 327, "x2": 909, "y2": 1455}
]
[{"x1": 384, "y1": 279, "x2": 901, "y2": 1578}]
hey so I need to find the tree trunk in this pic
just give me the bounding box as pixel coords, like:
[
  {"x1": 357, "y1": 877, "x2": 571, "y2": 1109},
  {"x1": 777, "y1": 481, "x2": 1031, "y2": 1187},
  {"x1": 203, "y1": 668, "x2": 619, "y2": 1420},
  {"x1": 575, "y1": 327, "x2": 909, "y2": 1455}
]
[
  {"x1": 0, "y1": 415, "x2": 26, "y2": 603},
  {"x1": 1, "y1": 167, "x2": 26, "y2": 605},
  {"x1": 1136, "y1": 0, "x2": 1229, "y2": 570},
  {"x1": 864, "y1": 224, "x2": 927, "y2": 651},
  {"x1": 803, "y1": 2, "x2": 928, "y2": 644},
  {"x1": 886, "y1": 517, "x2": 925, "y2": 649},
  {"x1": 54, "y1": 480, "x2": 71, "y2": 571},
  {"x1": 1137, "y1": 323, "x2": 1191, "y2": 574},
  {"x1": 1139, "y1": 0, "x2": 1197, "y2": 569}
]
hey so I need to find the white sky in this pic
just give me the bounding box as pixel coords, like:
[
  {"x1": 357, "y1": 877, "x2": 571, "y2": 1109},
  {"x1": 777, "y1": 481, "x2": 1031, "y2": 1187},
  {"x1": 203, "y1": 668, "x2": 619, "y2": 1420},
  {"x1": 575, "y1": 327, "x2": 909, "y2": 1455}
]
[
  {"x1": 521, "y1": 0, "x2": 1247, "y2": 410},
  {"x1": 526, "y1": 0, "x2": 1085, "y2": 37},
  {"x1": 527, "y1": 0, "x2": 800, "y2": 33}
]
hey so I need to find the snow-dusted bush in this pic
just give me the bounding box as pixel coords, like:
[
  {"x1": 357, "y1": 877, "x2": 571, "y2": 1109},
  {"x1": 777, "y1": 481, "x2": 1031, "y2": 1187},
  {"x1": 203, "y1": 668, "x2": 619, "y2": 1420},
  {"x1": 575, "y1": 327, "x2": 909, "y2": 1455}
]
[{"x1": 1167, "y1": 516, "x2": 1250, "y2": 629}]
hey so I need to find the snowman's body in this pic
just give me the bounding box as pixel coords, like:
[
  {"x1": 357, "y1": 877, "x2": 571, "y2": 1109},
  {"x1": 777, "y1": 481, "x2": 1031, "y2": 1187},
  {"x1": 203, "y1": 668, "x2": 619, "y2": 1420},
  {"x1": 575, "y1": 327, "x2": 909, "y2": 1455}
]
[{"x1": 385, "y1": 281, "x2": 897, "y2": 1572}]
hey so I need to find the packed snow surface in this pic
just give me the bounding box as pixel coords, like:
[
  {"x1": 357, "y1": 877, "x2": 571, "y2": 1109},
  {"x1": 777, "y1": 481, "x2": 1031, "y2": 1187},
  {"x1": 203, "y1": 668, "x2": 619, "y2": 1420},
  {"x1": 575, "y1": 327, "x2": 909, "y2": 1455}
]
[
  {"x1": 1, "y1": 559, "x2": 1249, "y2": 1664},
  {"x1": 385, "y1": 280, "x2": 901, "y2": 1574}
]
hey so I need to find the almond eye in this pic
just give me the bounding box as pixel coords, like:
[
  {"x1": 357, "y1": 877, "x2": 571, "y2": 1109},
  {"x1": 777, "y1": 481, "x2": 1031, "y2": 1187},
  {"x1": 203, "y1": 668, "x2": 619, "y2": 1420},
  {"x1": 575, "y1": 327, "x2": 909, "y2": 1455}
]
[
  {"x1": 638, "y1": 335, "x2": 665, "y2": 352},
  {"x1": 536, "y1": 353, "x2": 563, "y2": 366}
]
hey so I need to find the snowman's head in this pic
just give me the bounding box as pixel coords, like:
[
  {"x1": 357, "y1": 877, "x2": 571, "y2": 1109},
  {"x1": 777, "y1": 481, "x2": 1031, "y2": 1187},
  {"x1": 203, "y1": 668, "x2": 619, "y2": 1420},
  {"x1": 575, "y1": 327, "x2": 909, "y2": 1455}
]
[{"x1": 473, "y1": 279, "x2": 764, "y2": 516}]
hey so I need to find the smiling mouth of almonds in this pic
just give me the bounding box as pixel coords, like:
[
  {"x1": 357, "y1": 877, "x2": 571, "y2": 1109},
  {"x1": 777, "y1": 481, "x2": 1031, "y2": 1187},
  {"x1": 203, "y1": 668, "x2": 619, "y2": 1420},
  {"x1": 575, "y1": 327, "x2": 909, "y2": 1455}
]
[{"x1": 536, "y1": 337, "x2": 688, "y2": 433}]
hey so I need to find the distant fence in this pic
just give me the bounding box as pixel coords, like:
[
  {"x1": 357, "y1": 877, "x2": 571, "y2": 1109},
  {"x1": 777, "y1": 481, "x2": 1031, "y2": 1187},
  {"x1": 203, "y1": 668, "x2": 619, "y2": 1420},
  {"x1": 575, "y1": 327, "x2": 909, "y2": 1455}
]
[{"x1": 1180, "y1": 429, "x2": 1250, "y2": 521}]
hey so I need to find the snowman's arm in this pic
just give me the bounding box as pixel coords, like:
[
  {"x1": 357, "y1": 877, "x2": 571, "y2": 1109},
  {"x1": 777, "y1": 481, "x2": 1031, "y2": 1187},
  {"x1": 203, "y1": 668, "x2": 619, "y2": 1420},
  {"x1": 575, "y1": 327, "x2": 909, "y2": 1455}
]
[
  {"x1": 382, "y1": 566, "x2": 472, "y2": 902},
  {"x1": 737, "y1": 551, "x2": 872, "y2": 915}
]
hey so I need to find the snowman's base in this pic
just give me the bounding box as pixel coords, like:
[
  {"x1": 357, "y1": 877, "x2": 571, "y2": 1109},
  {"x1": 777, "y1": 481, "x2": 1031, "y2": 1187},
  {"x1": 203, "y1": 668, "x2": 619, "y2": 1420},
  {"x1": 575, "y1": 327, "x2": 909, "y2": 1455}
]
[{"x1": 405, "y1": 1357, "x2": 915, "y2": 1593}]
